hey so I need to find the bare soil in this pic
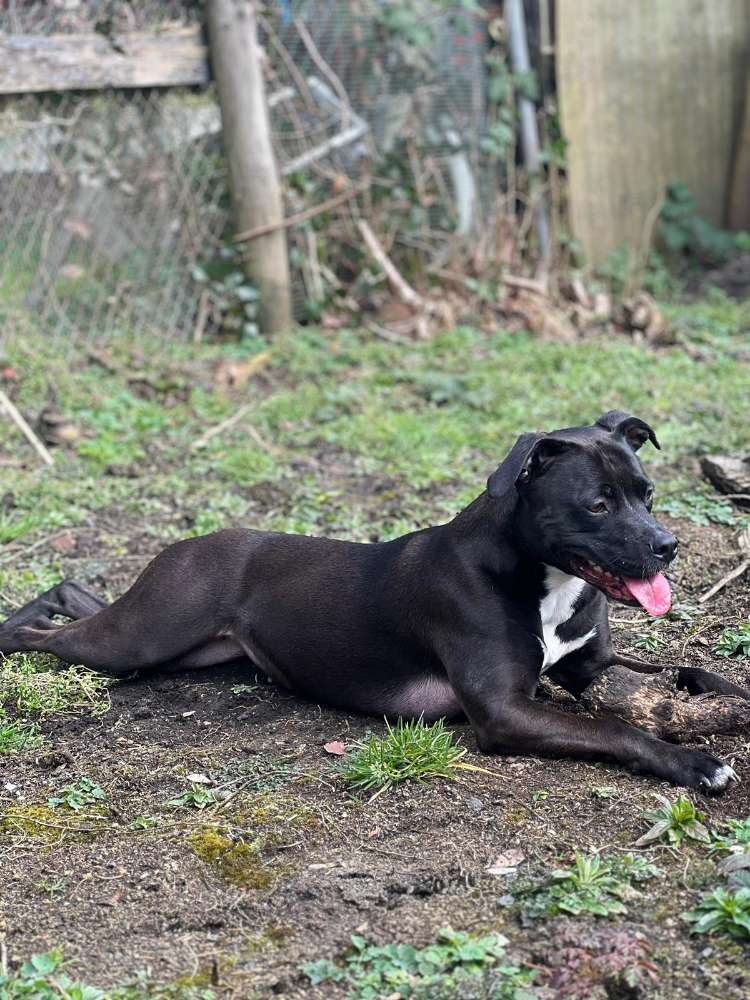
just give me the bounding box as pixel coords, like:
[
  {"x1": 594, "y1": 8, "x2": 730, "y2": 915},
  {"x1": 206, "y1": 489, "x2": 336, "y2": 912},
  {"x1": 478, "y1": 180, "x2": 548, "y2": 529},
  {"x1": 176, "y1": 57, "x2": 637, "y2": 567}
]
[{"x1": 1, "y1": 504, "x2": 750, "y2": 999}]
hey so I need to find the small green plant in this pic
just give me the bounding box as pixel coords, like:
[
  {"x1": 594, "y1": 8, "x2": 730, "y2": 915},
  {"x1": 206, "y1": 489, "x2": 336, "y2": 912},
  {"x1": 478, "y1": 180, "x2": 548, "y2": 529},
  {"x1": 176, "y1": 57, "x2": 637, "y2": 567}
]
[
  {"x1": 192, "y1": 247, "x2": 260, "y2": 340},
  {"x1": 0, "y1": 948, "x2": 216, "y2": 999},
  {"x1": 714, "y1": 620, "x2": 750, "y2": 659},
  {"x1": 683, "y1": 886, "x2": 750, "y2": 941},
  {"x1": 48, "y1": 778, "x2": 107, "y2": 813},
  {"x1": 658, "y1": 181, "x2": 742, "y2": 267},
  {"x1": 515, "y1": 853, "x2": 661, "y2": 921},
  {"x1": 0, "y1": 714, "x2": 44, "y2": 754},
  {"x1": 632, "y1": 630, "x2": 668, "y2": 653},
  {"x1": 635, "y1": 795, "x2": 710, "y2": 847},
  {"x1": 303, "y1": 927, "x2": 538, "y2": 999},
  {"x1": 657, "y1": 492, "x2": 736, "y2": 526},
  {"x1": 339, "y1": 717, "x2": 466, "y2": 793},
  {"x1": 710, "y1": 817, "x2": 750, "y2": 855},
  {"x1": 166, "y1": 785, "x2": 219, "y2": 810},
  {"x1": 129, "y1": 815, "x2": 160, "y2": 831},
  {"x1": 592, "y1": 786, "x2": 618, "y2": 800}
]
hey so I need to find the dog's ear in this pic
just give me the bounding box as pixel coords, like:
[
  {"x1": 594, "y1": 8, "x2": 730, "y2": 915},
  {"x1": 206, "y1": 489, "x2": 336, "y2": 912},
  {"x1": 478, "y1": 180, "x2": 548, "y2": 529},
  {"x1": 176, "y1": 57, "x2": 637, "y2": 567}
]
[
  {"x1": 595, "y1": 410, "x2": 660, "y2": 452},
  {"x1": 487, "y1": 434, "x2": 575, "y2": 499}
]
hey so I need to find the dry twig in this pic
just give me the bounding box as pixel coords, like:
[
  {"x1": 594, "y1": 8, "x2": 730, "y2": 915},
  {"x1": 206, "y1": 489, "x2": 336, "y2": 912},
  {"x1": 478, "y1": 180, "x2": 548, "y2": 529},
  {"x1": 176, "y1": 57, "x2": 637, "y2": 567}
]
[
  {"x1": 0, "y1": 390, "x2": 54, "y2": 466},
  {"x1": 357, "y1": 219, "x2": 423, "y2": 310},
  {"x1": 234, "y1": 180, "x2": 369, "y2": 244},
  {"x1": 699, "y1": 526, "x2": 750, "y2": 603}
]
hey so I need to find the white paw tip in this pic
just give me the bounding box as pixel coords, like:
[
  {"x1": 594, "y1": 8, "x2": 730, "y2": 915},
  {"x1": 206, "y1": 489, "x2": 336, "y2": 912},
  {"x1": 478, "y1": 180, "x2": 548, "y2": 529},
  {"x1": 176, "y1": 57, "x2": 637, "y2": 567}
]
[{"x1": 705, "y1": 764, "x2": 738, "y2": 789}]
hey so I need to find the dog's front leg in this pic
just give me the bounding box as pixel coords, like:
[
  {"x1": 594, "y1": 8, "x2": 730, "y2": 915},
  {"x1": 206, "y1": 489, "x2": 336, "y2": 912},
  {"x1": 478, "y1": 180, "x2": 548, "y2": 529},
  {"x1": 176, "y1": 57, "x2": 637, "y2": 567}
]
[{"x1": 441, "y1": 637, "x2": 737, "y2": 792}]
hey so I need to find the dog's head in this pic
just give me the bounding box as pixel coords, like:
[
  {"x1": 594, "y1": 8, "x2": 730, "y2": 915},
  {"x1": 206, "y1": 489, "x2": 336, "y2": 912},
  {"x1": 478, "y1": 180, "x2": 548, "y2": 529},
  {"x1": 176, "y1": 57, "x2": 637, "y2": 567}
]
[{"x1": 487, "y1": 411, "x2": 677, "y2": 615}]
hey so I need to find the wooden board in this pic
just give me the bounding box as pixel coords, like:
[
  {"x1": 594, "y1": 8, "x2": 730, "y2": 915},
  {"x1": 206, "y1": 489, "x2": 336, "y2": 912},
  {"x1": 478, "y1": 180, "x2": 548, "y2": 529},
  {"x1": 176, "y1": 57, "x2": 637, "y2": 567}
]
[
  {"x1": 0, "y1": 27, "x2": 209, "y2": 94},
  {"x1": 557, "y1": 0, "x2": 750, "y2": 266},
  {"x1": 728, "y1": 71, "x2": 750, "y2": 229}
]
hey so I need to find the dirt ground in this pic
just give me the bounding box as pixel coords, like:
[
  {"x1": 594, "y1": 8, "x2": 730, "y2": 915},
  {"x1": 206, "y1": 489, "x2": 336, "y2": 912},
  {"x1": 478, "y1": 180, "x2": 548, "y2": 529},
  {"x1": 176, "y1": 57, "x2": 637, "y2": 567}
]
[{"x1": 2, "y1": 499, "x2": 749, "y2": 999}]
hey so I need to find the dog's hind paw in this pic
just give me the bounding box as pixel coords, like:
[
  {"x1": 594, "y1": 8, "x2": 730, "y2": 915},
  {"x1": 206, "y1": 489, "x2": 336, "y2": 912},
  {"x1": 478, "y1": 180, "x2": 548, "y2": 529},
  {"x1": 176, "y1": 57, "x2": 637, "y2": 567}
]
[
  {"x1": 700, "y1": 763, "x2": 739, "y2": 792},
  {"x1": 660, "y1": 748, "x2": 739, "y2": 793}
]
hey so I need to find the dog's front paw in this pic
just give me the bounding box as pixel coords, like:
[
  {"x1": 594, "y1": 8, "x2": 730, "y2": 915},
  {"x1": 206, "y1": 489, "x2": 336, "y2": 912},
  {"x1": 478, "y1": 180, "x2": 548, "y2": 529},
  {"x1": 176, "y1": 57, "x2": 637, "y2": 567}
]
[{"x1": 661, "y1": 748, "x2": 738, "y2": 793}]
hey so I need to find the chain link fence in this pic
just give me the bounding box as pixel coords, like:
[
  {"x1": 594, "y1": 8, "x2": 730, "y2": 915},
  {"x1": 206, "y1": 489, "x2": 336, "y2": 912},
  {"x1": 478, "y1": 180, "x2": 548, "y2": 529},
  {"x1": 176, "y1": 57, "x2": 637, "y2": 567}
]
[{"x1": 0, "y1": 0, "x2": 491, "y2": 343}]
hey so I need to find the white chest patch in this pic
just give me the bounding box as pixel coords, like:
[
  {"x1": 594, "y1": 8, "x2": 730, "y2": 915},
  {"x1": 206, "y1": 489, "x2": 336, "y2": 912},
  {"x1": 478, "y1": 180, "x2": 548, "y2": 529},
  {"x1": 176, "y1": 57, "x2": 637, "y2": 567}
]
[{"x1": 538, "y1": 565, "x2": 597, "y2": 673}]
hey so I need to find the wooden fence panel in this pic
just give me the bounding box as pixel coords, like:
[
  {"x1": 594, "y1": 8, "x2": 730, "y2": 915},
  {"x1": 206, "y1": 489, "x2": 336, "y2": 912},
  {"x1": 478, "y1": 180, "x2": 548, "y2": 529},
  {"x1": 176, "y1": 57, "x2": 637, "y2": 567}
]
[
  {"x1": 0, "y1": 28, "x2": 208, "y2": 93},
  {"x1": 557, "y1": 0, "x2": 750, "y2": 266}
]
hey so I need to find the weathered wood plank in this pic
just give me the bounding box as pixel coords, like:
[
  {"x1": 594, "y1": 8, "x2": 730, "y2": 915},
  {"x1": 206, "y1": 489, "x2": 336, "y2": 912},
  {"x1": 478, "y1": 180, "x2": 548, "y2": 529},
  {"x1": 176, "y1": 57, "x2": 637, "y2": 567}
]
[
  {"x1": 558, "y1": 0, "x2": 750, "y2": 266},
  {"x1": 0, "y1": 27, "x2": 209, "y2": 94}
]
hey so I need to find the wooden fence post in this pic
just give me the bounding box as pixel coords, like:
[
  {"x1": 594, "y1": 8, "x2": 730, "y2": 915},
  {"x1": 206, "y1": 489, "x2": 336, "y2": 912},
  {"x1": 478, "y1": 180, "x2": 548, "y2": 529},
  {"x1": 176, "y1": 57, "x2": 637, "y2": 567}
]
[{"x1": 206, "y1": 0, "x2": 292, "y2": 335}]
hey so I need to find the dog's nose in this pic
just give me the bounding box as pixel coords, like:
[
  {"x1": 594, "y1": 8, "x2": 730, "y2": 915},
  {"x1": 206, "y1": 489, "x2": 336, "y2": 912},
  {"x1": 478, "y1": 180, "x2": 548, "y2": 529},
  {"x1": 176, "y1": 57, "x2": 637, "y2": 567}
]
[{"x1": 650, "y1": 530, "x2": 678, "y2": 562}]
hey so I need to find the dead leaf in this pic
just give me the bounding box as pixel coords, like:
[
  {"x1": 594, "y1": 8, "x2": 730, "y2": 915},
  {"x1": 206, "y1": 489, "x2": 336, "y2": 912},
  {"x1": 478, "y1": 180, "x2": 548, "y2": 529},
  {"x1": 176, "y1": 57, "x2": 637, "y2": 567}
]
[
  {"x1": 214, "y1": 353, "x2": 271, "y2": 396},
  {"x1": 324, "y1": 741, "x2": 346, "y2": 756},
  {"x1": 51, "y1": 531, "x2": 77, "y2": 554},
  {"x1": 185, "y1": 772, "x2": 211, "y2": 784},
  {"x1": 486, "y1": 849, "x2": 525, "y2": 875}
]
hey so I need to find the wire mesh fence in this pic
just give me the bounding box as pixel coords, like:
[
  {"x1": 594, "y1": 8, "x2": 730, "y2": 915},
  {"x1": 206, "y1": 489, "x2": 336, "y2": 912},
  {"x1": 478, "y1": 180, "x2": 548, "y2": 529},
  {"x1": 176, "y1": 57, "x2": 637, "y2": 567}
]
[{"x1": 0, "y1": 0, "x2": 494, "y2": 344}]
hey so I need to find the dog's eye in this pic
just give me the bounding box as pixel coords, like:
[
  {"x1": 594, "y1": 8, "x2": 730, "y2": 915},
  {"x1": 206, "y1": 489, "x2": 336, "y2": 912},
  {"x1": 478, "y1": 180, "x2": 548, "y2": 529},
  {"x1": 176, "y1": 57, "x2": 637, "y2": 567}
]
[
  {"x1": 644, "y1": 488, "x2": 654, "y2": 509},
  {"x1": 589, "y1": 501, "x2": 608, "y2": 514}
]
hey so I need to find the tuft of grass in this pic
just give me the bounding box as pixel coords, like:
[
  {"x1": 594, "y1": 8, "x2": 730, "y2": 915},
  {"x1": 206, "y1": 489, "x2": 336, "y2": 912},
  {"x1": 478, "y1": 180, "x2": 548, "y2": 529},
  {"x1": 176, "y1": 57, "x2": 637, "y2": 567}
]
[
  {"x1": 0, "y1": 712, "x2": 44, "y2": 754},
  {"x1": 635, "y1": 795, "x2": 710, "y2": 848},
  {"x1": 303, "y1": 927, "x2": 538, "y2": 999},
  {"x1": 514, "y1": 853, "x2": 661, "y2": 921},
  {"x1": 714, "y1": 619, "x2": 750, "y2": 659},
  {"x1": 339, "y1": 717, "x2": 466, "y2": 793},
  {"x1": 0, "y1": 656, "x2": 111, "y2": 719},
  {"x1": 683, "y1": 887, "x2": 750, "y2": 941}
]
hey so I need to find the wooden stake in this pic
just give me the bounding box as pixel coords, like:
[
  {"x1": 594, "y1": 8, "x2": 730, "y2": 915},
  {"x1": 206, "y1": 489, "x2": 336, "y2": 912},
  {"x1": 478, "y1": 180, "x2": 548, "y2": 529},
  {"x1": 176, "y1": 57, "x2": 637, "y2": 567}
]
[{"x1": 205, "y1": 0, "x2": 292, "y2": 335}]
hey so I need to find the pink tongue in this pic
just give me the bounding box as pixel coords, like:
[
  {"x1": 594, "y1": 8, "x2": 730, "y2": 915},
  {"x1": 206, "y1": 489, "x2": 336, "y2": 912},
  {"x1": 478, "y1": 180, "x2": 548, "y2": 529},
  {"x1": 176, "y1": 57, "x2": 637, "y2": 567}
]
[{"x1": 623, "y1": 573, "x2": 672, "y2": 616}]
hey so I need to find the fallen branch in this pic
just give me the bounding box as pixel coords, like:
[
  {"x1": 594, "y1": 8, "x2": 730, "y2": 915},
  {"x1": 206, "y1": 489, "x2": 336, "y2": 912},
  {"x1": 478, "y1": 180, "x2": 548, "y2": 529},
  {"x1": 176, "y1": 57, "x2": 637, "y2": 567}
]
[
  {"x1": 357, "y1": 219, "x2": 424, "y2": 310},
  {"x1": 0, "y1": 390, "x2": 54, "y2": 466},
  {"x1": 234, "y1": 180, "x2": 368, "y2": 244},
  {"x1": 580, "y1": 665, "x2": 750, "y2": 740}
]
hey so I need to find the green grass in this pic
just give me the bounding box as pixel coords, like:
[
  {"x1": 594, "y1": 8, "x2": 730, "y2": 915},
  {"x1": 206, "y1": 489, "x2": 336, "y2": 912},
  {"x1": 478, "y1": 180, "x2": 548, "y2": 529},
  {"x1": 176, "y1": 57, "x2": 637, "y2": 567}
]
[
  {"x1": 0, "y1": 655, "x2": 111, "y2": 719},
  {"x1": 0, "y1": 712, "x2": 44, "y2": 754},
  {"x1": 339, "y1": 717, "x2": 466, "y2": 793},
  {"x1": 1, "y1": 301, "x2": 749, "y2": 563}
]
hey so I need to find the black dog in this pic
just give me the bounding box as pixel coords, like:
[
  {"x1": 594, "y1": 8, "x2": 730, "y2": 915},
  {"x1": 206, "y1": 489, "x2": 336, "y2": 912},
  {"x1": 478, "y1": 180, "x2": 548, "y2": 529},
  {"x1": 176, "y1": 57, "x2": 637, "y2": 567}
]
[{"x1": 1, "y1": 411, "x2": 747, "y2": 790}]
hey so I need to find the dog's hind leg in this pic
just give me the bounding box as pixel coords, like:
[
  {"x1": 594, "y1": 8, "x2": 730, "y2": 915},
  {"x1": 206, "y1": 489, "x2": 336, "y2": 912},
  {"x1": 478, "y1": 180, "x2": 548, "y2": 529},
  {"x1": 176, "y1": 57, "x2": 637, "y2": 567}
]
[
  {"x1": 0, "y1": 533, "x2": 245, "y2": 676},
  {"x1": 1, "y1": 580, "x2": 108, "y2": 630}
]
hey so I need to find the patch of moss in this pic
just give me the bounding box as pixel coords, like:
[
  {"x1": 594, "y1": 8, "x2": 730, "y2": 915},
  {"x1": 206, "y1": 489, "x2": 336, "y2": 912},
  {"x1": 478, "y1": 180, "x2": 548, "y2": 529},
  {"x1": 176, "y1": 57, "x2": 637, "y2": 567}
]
[
  {"x1": 0, "y1": 804, "x2": 106, "y2": 843},
  {"x1": 189, "y1": 827, "x2": 284, "y2": 890},
  {"x1": 231, "y1": 791, "x2": 320, "y2": 835},
  {"x1": 244, "y1": 925, "x2": 294, "y2": 953},
  {"x1": 503, "y1": 806, "x2": 528, "y2": 827}
]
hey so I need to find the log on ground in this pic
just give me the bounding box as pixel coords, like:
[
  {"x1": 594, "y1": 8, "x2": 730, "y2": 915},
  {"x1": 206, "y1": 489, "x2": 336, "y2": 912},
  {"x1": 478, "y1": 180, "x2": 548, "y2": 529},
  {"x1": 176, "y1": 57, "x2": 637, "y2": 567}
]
[{"x1": 579, "y1": 665, "x2": 750, "y2": 740}]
